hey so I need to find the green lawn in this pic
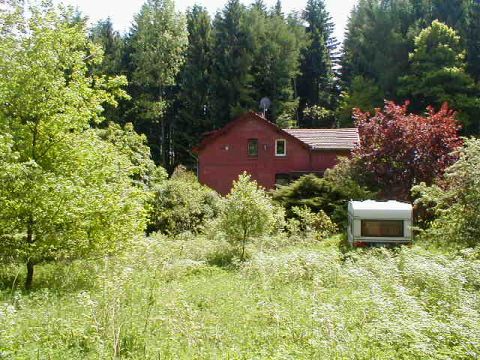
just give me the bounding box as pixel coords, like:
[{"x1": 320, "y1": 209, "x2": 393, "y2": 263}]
[{"x1": 1, "y1": 235, "x2": 479, "y2": 359}]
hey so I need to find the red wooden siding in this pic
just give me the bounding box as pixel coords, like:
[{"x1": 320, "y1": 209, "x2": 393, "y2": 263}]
[{"x1": 194, "y1": 112, "x2": 358, "y2": 195}]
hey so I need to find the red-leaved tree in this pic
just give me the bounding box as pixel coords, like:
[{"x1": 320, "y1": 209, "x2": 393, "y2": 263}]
[{"x1": 353, "y1": 101, "x2": 462, "y2": 200}]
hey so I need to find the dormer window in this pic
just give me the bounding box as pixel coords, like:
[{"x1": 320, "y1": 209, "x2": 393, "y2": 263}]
[
  {"x1": 248, "y1": 139, "x2": 258, "y2": 157},
  {"x1": 275, "y1": 139, "x2": 286, "y2": 157}
]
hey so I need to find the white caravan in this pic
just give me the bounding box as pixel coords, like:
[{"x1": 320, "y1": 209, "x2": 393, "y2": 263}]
[{"x1": 347, "y1": 200, "x2": 413, "y2": 247}]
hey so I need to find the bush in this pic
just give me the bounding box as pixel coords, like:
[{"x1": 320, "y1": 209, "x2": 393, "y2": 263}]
[
  {"x1": 217, "y1": 173, "x2": 279, "y2": 261},
  {"x1": 273, "y1": 166, "x2": 373, "y2": 229},
  {"x1": 413, "y1": 138, "x2": 480, "y2": 248},
  {"x1": 286, "y1": 206, "x2": 338, "y2": 240},
  {"x1": 147, "y1": 167, "x2": 220, "y2": 235}
]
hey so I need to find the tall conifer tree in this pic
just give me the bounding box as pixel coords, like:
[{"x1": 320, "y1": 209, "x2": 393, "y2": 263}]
[
  {"x1": 247, "y1": 1, "x2": 302, "y2": 121},
  {"x1": 466, "y1": 0, "x2": 480, "y2": 83},
  {"x1": 296, "y1": 0, "x2": 338, "y2": 127},
  {"x1": 210, "y1": 0, "x2": 254, "y2": 126},
  {"x1": 174, "y1": 5, "x2": 213, "y2": 167}
]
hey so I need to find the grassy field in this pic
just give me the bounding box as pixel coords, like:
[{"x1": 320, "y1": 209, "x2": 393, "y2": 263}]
[{"x1": 1, "y1": 235, "x2": 479, "y2": 359}]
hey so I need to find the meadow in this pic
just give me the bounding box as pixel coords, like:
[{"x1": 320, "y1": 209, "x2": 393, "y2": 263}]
[{"x1": 1, "y1": 234, "x2": 479, "y2": 359}]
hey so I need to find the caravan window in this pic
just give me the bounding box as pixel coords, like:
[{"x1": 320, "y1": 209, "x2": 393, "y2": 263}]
[{"x1": 361, "y1": 220, "x2": 404, "y2": 237}]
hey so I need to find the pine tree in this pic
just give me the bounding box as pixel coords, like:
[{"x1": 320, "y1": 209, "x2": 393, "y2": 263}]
[
  {"x1": 340, "y1": 0, "x2": 413, "y2": 99},
  {"x1": 174, "y1": 5, "x2": 213, "y2": 167},
  {"x1": 432, "y1": 0, "x2": 470, "y2": 30},
  {"x1": 89, "y1": 18, "x2": 128, "y2": 124},
  {"x1": 297, "y1": 0, "x2": 338, "y2": 127}
]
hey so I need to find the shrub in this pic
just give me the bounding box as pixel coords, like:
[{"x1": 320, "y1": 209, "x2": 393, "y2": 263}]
[
  {"x1": 217, "y1": 173, "x2": 278, "y2": 261},
  {"x1": 413, "y1": 138, "x2": 480, "y2": 248},
  {"x1": 273, "y1": 169, "x2": 373, "y2": 229},
  {"x1": 148, "y1": 167, "x2": 220, "y2": 235},
  {"x1": 286, "y1": 206, "x2": 338, "y2": 240}
]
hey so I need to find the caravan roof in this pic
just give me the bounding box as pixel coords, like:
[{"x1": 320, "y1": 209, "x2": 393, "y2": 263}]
[{"x1": 348, "y1": 200, "x2": 412, "y2": 219}]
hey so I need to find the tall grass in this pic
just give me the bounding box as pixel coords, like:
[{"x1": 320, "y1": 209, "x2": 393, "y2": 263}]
[{"x1": 1, "y1": 234, "x2": 479, "y2": 359}]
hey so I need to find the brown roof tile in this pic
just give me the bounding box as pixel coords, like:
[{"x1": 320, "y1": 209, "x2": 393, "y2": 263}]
[{"x1": 283, "y1": 128, "x2": 359, "y2": 150}]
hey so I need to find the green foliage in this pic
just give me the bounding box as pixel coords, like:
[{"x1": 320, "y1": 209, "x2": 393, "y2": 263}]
[
  {"x1": 273, "y1": 170, "x2": 374, "y2": 228},
  {"x1": 89, "y1": 18, "x2": 128, "y2": 124},
  {"x1": 399, "y1": 20, "x2": 480, "y2": 133},
  {"x1": 297, "y1": 0, "x2": 338, "y2": 127},
  {"x1": 1, "y1": 237, "x2": 480, "y2": 358},
  {"x1": 466, "y1": 1, "x2": 480, "y2": 83},
  {"x1": 95, "y1": 122, "x2": 159, "y2": 185},
  {"x1": 413, "y1": 138, "x2": 480, "y2": 248},
  {"x1": 337, "y1": 76, "x2": 385, "y2": 126},
  {"x1": 341, "y1": 0, "x2": 413, "y2": 99},
  {"x1": 174, "y1": 5, "x2": 214, "y2": 168},
  {"x1": 89, "y1": 18, "x2": 125, "y2": 77},
  {"x1": 342, "y1": 1, "x2": 480, "y2": 134},
  {"x1": 128, "y1": 0, "x2": 188, "y2": 166},
  {"x1": 286, "y1": 206, "x2": 338, "y2": 239},
  {"x1": 148, "y1": 167, "x2": 220, "y2": 235},
  {"x1": 210, "y1": 0, "x2": 254, "y2": 125},
  {"x1": 218, "y1": 173, "x2": 277, "y2": 261},
  {"x1": 247, "y1": 3, "x2": 303, "y2": 121},
  {"x1": 0, "y1": 2, "x2": 147, "y2": 289},
  {"x1": 302, "y1": 104, "x2": 334, "y2": 128}
]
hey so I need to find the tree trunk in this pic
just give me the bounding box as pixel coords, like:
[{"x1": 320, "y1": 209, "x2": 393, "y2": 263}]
[
  {"x1": 25, "y1": 218, "x2": 35, "y2": 290},
  {"x1": 25, "y1": 261, "x2": 34, "y2": 290},
  {"x1": 241, "y1": 229, "x2": 247, "y2": 262}
]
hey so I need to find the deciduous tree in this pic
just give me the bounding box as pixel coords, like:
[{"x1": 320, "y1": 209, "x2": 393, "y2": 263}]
[
  {"x1": 399, "y1": 20, "x2": 480, "y2": 133},
  {"x1": 0, "y1": 2, "x2": 148, "y2": 289},
  {"x1": 128, "y1": 0, "x2": 187, "y2": 167},
  {"x1": 353, "y1": 101, "x2": 462, "y2": 200},
  {"x1": 218, "y1": 173, "x2": 276, "y2": 261}
]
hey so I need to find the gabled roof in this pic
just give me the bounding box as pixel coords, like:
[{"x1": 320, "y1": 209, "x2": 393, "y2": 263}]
[
  {"x1": 283, "y1": 128, "x2": 359, "y2": 150},
  {"x1": 194, "y1": 112, "x2": 359, "y2": 152}
]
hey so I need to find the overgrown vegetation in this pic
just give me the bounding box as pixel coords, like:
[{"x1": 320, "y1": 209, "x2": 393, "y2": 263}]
[
  {"x1": 1, "y1": 2, "x2": 480, "y2": 359},
  {"x1": 148, "y1": 167, "x2": 220, "y2": 235},
  {"x1": 413, "y1": 138, "x2": 480, "y2": 248},
  {"x1": 1, "y1": 236, "x2": 479, "y2": 359},
  {"x1": 217, "y1": 173, "x2": 279, "y2": 261},
  {"x1": 0, "y1": 4, "x2": 148, "y2": 289},
  {"x1": 272, "y1": 169, "x2": 373, "y2": 228}
]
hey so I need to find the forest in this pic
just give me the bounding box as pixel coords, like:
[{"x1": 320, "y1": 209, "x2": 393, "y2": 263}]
[
  {"x1": 1, "y1": 0, "x2": 480, "y2": 358},
  {"x1": 86, "y1": 0, "x2": 480, "y2": 169}
]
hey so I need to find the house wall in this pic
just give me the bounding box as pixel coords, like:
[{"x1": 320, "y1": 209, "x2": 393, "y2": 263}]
[
  {"x1": 310, "y1": 150, "x2": 350, "y2": 170},
  {"x1": 197, "y1": 114, "x2": 347, "y2": 195}
]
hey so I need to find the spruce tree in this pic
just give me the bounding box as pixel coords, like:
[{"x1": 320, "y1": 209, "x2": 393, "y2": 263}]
[
  {"x1": 89, "y1": 18, "x2": 128, "y2": 124},
  {"x1": 210, "y1": 0, "x2": 255, "y2": 126},
  {"x1": 297, "y1": 0, "x2": 338, "y2": 127},
  {"x1": 466, "y1": 0, "x2": 480, "y2": 83},
  {"x1": 174, "y1": 5, "x2": 213, "y2": 167},
  {"x1": 247, "y1": 2, "x2": 302, "y2": 122},
  {"x1": 89, "y1": 18, "x2": 125, "y2": 76}
]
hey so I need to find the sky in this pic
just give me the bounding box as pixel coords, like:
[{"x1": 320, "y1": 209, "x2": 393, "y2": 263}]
[{"x1": 55, "y1": 0, "x2": 357, "y2": 42}]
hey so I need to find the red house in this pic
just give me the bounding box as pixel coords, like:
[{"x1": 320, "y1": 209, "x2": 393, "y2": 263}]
[{"x1": 194, "y1": 112, "x2": 359, "y2": 195}]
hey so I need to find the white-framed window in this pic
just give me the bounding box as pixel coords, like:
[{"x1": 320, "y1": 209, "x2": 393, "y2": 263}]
[{"x1": 275, "y1": 139, "x2": 286, "y2": 157}]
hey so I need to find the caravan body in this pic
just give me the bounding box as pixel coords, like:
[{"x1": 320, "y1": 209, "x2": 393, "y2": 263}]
[{"x1": 348, "y1": 200, "x2": 413, "y2": 247}]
